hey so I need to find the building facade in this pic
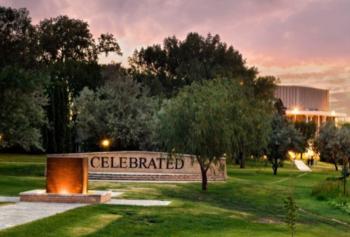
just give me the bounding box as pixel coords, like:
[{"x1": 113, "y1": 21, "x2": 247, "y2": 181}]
[{"x1": 275, "y1": 85, "x2": 346, "y2": 127}]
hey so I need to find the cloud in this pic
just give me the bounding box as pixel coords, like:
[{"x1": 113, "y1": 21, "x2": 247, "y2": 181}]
[{"x1": 1, "y1": 0, "x2": 349, "y2": 116}]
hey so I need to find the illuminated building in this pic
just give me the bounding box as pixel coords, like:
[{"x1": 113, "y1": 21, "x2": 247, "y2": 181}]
[{"x1": 275, "y1": 85, "x2": 346, "y2": 127}]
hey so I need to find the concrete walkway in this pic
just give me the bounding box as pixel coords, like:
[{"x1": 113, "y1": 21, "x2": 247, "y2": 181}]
[
  {"x1": 107, "y1": 199, "x2": 171, "y2": 206},
  {"x1": 294, "y1": 160, "x2": 312, "y2": 172},
  {"x1": 0, "y1": 193, "x2": 171, "y2": 231},
  {"x1": 0, "y1": 196, "x2": 19, "y2": 202},
  {"x1": 0, "y1": 202, "x2": 86, "y2": 230}
]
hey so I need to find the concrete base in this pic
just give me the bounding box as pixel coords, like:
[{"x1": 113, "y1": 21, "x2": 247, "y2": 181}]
[{"x1": 19, "y1": 190, "x2": 111, "y2": 204}]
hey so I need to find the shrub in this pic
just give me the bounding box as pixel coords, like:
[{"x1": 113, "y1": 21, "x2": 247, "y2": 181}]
[{"x1": 312, "y1": 178, "x2": 349, "y2": 200}]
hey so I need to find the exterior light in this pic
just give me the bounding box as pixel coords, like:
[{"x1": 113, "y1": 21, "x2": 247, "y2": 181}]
[
  {"x1": 331, "y1": 111, "x2": 336, "y2": 116},
  {"x1": 288, "y1": 150, "x2": 296, "y2": 159},
  {"x1": 292, "y1": 107, "x2": 299, "y2": 114},
  {"x1": 101, "y1": 139, "x2": 111, "y2": 149}
]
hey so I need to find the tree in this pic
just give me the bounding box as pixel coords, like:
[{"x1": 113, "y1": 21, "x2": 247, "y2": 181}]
[
  {"x1": 0, "y1": 7, "x2": 39, "y2": 68},
  {"x1": 158, "y1": 78, "x2": 273, "y2": 189},
  {"x1": 0, "y1": 66, "x2": 47, "y2": 151},
  {"x1": 284, "y1": 195, "x2": 298, "y2": 237},
  {"x1": 0, "y1": 7, "x2": 46, "y2": 151},
  {"x1": 337, "y1": 126, "x2": 350, "y2": 195},
  {"x1": 314, "y1": 122, "x2": 340, "y2": 170},
  {"x1": 74, "y1": 76, "x2": 157, "y2": 151},
  {"x1": 130, "y1": 33, "x2": 257, "y2": 97},
  {"x1": 267, "y1": 103, "x2": 304, "y2": 175},
  {"x1": 37, "y1": 15, "x2": 121, "y2": 153},
  {"x1": 229, "y1": 76, "x2": 275, "y2": 168},
  {"x1": 158, "y1": 79, "x2": 231, "y2": 190}
]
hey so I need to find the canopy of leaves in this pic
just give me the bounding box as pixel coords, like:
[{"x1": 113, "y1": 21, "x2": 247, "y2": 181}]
[
  {"x1": 130, "y1": 33, "x2": 257, "y2": 97},
  {"x1": 267, "y1": 107, "x2": 304, "y2": 174},
  {"x1": 0, "y1": 7, "x2": 38, "y2": 68},
  {"x1": 159, "y1": 78, "x2": 273, "y2": 165},
  {"x1": 74, "y1": 76, "x2": 157, "y2": 151},
  {"x1": 314, "y1": 122, "x2": 339, "y2": 165},
  {"x1": 0, "y1": 66, "x2": 47, "y2": 151}
]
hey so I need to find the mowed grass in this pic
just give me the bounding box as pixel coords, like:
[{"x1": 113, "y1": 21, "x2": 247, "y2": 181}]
[{"x1": 0, "y1": 154, "x2": 350, "y2": 236}]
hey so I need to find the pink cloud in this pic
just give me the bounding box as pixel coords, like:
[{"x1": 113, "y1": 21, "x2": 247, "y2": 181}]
[{"x1": 1, "y1": 0, "x2": 349, "y2": 116}]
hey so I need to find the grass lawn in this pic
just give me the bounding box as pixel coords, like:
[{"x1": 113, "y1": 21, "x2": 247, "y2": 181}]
[{"x1": 0, "y1": 154, "x2": 349, "y2": 236}]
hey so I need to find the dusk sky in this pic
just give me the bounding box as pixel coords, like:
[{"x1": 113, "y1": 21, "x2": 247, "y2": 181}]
[{"x1": 2, "y1": 0, "x2": 350, "y2": 116}]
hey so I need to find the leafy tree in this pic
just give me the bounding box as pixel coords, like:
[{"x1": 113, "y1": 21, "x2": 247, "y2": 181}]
[
  {"x1": 74, "y1": 76, "x2": 157, "y2": 151},
  {"x1": 230, "y1": 76, "x2": 275, "y2": 168},
  {"x1": 0, "y1": 66, "x2": 47, "y2": 151},
  {"x1": 158, "y1": 78, "x2": 272, "y2": 189},
  {"x1": 294, "y1": 121, "x2": 317, "y2": 142},
  {"x1": 130, "y1": 33, "x2": 257, "y2": 97},
  {"x1": 37, "y1": 15, "x2": 121, "y2": 153},
  {"x1": 337, "y1": 126, "x2": 350, "y2": 195},
  {"x1": 0, "y1": 7, "x2": 39, "y2": 68},
  {"x1": 314, "y1": 122, "x2": 340, "y2": 170},
  {"x1": 267, "y1": 104, "x2": 304, "y2": 175},
  {"x1": 158, "y1": 79, "x2": 232, "y2": 190},
  {"x1": 284, "y1": 195, "x2": 298, "y2": 237},
  {"x1": 0, "y1": 7, "x2": 46, "y2": 151}
]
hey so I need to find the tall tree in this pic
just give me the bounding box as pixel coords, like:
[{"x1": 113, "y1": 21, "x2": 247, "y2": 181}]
[
  {"x1": 0, "y1": 7, "x2": 46, "y2": 151},
  {"x1": 267, "y1": 101, "x2": 304, "y2": 175},
  {"x1": 158, "y1": 78, "x2": 272, "y2": 189},
  {"x1": 130, "y1": 33, "x2": 257, "y2": 97},
  {"x1": 314, "y1": 122, "x2": 340, "y2": 170},
  {"x1": 0, "y1": 67, "x2": 47, "y2": 151},
  {"x1": 37, "y1": 15, "x2": 121, "y2": 153},
  {"x1": 74, "y1": 76, "x2": 157, "y2": 151},
  {"x1": 0, "y1": 7, "x2": 39, "y2": 68},
  {"x1": 336, "y1": 125, "x2": 350, "y2": 195}
]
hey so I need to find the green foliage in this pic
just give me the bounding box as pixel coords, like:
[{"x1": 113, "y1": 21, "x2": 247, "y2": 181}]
[
  {"x1": 314, "y1": 122, "x2": 339, "y2": 170},
  {"x1": 0, "y1": 66, "x2": 47, "y2": 151},
  {"x1": 130, "y1": 33, "x2": 257, "y2": 97},
  {"x1": 0, "y1": 7, "x2": 39, "y2": 68},
  {"x1": 284, "y1": 195, "x2": 298, "y2": 237},
  {"x1": 158, "y1": 79, "x2": 273, "y2": 189},
  {"x1": 328, "y1": 199, "x2": 350, "y2": 215},
  {"x1": 267, "y1": 107, "x2": 304, "y2": 175},
  {"x1": 312, "y1": 178, "x2": 349, "y2": 200},
  {"x1": 294, "y1": 121, "x2": 317, "y2": 141},
  {"x1": 75, "y1": 76, "x2": 157, "y2": 151},
  {"x1": 337, "y1": 126, "x2": 350, "y2": 195},
  {"x1": 36, "y1": 15, "x2": 121, "y2": 153}
]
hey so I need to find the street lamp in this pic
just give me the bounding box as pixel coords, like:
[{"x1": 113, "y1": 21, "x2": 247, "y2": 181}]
[{"x1": 100, "y1": 138, "x2": 111, "y2": 151}]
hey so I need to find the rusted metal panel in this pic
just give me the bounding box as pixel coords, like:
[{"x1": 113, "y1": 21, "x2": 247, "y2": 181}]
[{"x1": 46, "y1": 157, "x2": 88, "y2": 194}]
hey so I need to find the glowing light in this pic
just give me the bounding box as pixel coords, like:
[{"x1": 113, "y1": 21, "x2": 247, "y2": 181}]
[
  {"x1": 288, "y1": 150, "x2": 296, "y2": 159},
  {"x1": 291, "y1": 107, "x2": 299, "y2": 114},
  {"x1": 101, "y1": 139, "x2": 111, "y2": 148},
  {"x1": 58, "y1": 188, "x2": 69, "y2": 195},
  {"x1": 331, "y1": 111, "x2": 336, "y2": 116}
]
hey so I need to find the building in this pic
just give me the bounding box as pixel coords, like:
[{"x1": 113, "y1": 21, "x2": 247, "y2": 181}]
[{"x1": 275, "y1": 85, "x2": 347, "y2": 127}]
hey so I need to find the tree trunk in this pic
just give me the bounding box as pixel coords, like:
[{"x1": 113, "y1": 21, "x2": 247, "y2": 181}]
[
  {"x1": 239, "y1": 151, "x2": 245, "y2": 169},
  {"x1": 272, "y1": 158, "x2": 278, "y2": 175},
  {"x1": 200, "y1": 167, "x2": 208, "y2": 191},
  {"x1": 333, "y1": 161, "x2": 338, "y2": 171}
]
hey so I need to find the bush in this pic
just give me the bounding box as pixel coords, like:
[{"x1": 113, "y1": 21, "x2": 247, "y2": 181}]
[
  {"x1": 312, "y1": 178, "x2": 349, "y2": 200},
  {"x1": 328, "y1": 198, "x2": 350, "y2": 215}
]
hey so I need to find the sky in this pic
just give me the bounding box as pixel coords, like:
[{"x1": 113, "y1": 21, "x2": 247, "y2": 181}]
[{"x1": 1, "y1": 0, "x2": 350, "y2": 116}]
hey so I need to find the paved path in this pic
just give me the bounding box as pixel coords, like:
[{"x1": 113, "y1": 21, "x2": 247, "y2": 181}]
[
  {"x1": 0, "y1": 192, "x2": 171, "y2": 231},
  {"x1": 294, "y1": 160, "x2": 312, "y2": 172},
  {"x1": 107, "y1": 199, "x2": 171, "y2": 206},
  {"x1": 0, "y1": 196, "x2": 19, "y2": 202},
  {"x1": 0, "y1": 202, "x2": 86, "y2": 230}
]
